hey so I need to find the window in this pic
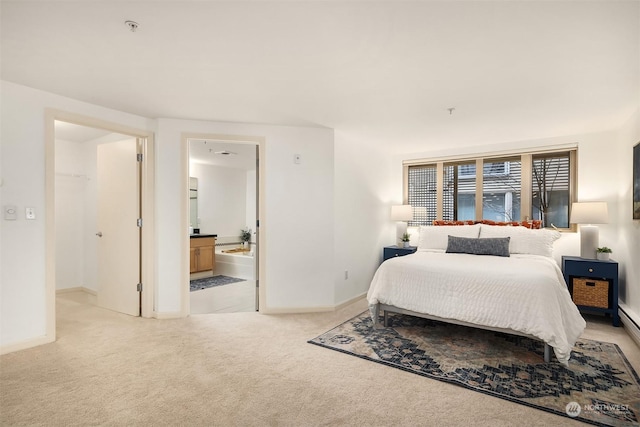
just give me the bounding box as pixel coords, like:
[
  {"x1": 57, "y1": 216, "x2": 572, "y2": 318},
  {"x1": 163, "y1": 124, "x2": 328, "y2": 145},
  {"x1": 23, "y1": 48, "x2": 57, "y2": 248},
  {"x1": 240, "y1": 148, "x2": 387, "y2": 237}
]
[
  {"x1": 443, "y1": 162, "x2": 475, "y2": 221},
  {"x1": 482, "y1": 158, "x2": 521, "y2": 222},
  {"x1": 532, "y1": 153, "x2": 571, "y2": 228},
  {"x1": 459, "y1": 162, "x2": 509, "y2": 178},
  {"x1": 405, "y1": 149, "x2": 576, "y2": 228},
  {"x1": 458, "y1": 164, "x2": 475, "y2": 178},
  {"x1": 407, "y1": 164, "x2": 437, "y2": 227}
]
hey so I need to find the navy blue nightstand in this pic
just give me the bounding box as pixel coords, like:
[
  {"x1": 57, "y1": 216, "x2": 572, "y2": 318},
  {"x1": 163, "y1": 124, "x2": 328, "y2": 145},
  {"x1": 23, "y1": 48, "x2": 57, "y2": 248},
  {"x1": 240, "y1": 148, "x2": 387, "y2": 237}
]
[
  {"x1": 383, "y1": 245, "x2": 417, "y2": 262},
  {"x1": 562, "y1": 256, "x2": 619, "y2": 326}
]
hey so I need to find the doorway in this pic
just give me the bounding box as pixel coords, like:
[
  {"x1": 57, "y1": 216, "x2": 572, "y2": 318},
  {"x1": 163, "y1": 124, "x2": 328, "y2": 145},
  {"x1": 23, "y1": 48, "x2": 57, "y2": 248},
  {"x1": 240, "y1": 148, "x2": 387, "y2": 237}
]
[
  {"x1": 187, "y1": 138, "x2": 259, "y2": 314},
  {"x1": 46, "y1": 111, "x2": 155, "y2": 340}
]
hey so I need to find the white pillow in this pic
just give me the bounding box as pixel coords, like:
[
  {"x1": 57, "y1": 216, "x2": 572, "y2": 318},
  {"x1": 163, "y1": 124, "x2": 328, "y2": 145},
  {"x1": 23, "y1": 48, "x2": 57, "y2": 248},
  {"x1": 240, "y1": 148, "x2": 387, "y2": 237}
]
[
  {"x1": 479, "y1": 224, "x2": 560, "y2": 257},
  {"x1": 417, "y1": 224, "x2": 481, "y2": 251}
]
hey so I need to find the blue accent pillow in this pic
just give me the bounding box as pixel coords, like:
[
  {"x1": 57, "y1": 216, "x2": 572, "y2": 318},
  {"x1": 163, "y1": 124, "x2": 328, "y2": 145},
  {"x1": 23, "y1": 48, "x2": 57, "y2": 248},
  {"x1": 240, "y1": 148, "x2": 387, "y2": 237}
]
[{"x1": 446, "y1": 235, "x2": 511, "y2": 257}]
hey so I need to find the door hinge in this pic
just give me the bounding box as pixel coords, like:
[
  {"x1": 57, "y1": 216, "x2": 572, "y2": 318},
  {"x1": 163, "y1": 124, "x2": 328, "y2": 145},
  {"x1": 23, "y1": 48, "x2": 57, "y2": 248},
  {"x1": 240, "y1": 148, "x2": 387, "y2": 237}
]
[
  {"x1": 137, "y1": 153, "x2": 143, "y2": 162},
  {"x1": 137, "y1": 218, "x2": 143, "y2": 227},
  {"x1": 137, "y1": 283, "x2": 143, "y2": 292}
]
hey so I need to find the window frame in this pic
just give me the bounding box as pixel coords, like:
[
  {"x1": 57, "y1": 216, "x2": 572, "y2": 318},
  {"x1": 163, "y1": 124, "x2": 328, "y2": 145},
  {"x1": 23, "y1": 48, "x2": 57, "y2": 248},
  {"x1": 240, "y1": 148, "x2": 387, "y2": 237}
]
[{"x1": 402, "y1": 146, "x2": 577, "y2": 231}]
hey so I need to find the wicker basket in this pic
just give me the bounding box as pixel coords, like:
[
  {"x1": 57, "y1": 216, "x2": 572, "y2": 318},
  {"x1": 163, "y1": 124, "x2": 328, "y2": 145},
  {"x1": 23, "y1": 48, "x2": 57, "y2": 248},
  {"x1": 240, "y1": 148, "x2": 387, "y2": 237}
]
[{"x1": 572, "y1": 278, "x2": 609, "y2": 308}]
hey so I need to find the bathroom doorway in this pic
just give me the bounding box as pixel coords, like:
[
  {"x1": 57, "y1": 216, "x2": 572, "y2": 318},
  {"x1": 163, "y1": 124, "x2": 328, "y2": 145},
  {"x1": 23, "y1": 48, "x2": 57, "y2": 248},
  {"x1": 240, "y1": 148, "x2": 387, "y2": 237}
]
[{"x1": 187, "y1": 138, "x2": 259, "y2": 314}]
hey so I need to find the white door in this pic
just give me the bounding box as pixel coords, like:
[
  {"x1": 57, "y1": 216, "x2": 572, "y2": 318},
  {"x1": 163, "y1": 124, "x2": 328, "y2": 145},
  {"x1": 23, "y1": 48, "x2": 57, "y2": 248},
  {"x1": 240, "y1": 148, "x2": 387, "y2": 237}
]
[{"x1": 96, "y1": 138, "x2": 141, "y2": 316}]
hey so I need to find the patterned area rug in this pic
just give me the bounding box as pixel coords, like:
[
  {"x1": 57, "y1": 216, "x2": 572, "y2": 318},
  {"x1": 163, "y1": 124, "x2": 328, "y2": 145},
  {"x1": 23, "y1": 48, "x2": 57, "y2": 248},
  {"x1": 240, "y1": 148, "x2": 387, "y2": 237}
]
[
  {"x1": 189, "y1": 275, "x2": 245, "y2": 291},
  {"x1": 309, "y1": 312, "x2": 640, "y2": 426}
]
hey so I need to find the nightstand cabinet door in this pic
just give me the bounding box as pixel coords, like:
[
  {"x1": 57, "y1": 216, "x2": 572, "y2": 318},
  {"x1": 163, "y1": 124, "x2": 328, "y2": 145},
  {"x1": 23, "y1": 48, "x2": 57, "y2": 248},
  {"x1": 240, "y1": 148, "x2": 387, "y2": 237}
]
[{"x1": 561, "y1": 256, "x2": 619, "y2": 327}]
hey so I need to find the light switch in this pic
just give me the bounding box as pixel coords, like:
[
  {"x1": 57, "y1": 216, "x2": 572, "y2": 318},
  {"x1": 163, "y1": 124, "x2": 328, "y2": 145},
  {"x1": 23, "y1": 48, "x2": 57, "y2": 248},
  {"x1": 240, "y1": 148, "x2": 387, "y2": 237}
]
[
  {"x1": 4, "y1": 205, "x2": 17, "y2": 220},
  {"x1": 25, "y1": 207, "x2": 36, "y2": 220}
]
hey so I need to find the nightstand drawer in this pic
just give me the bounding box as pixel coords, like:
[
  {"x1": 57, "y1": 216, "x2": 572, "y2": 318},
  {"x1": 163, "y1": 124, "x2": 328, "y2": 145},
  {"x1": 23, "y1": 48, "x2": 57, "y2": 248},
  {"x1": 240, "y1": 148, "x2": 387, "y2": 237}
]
[
  {"x1": 383, "y1": 246, "x2": 417, "y2": 261},
  {"x1": 566, "y1": 260, "x2": 617, "y2": 279}
]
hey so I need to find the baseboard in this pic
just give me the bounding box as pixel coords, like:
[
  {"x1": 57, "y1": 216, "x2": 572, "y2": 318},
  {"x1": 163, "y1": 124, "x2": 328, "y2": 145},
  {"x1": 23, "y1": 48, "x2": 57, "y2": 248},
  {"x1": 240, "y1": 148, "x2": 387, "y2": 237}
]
[
  {"x1": 335, "y1": 292, "x2": 367, "y2": 311},
  {"x1": 260, "y1": 293, "x2": 367, "y2": 314},
  {"x1": 261, "y1": 306, "x2": 335, "y2": 314},
  {"x1": 56, "y1": 286, "x2": 97, "y2": 296},
  {"x1": 0, "y1": 334, "x2": 54, "y2": 355},
  {"x1": 619, "y1": 303, "x2": 640, "y2": 349},
  {"x1": 154, "y1": 311, "x2": 183, "y2": 319}
]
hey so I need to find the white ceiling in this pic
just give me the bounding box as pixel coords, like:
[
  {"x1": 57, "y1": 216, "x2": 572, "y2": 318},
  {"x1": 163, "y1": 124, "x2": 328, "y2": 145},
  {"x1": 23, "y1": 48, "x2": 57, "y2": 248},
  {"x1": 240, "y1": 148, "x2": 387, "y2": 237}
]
[{"x1": 2, "y1": 1, "x2": 639, "y2": 154}]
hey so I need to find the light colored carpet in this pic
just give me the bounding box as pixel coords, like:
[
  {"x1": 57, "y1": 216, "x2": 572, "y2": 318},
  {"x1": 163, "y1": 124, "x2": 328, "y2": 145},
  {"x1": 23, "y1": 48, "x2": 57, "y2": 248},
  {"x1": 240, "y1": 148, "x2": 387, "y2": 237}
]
[{"x1": 1, "y1": 292, "x2": 639, "y2": 426}]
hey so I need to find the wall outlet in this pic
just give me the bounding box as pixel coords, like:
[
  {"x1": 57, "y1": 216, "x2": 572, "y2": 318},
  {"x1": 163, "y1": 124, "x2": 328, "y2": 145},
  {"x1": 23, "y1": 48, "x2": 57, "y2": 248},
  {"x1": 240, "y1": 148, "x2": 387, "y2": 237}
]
[{"x1": 25, "y1": 207, "x2": 36, "y2": 220}]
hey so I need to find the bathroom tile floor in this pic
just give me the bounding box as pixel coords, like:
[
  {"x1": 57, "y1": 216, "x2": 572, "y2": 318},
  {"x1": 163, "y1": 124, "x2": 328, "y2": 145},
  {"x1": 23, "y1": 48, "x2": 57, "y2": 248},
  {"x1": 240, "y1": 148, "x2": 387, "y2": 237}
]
[{"x1": 189, "y1": 278, "x2": 257, "y2": 314}]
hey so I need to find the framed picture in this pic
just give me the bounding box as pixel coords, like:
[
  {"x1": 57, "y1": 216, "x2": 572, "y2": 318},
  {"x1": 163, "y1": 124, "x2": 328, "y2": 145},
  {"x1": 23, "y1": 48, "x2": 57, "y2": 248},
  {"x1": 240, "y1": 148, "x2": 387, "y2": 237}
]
[{"x1": 634, "y1": 142, "x2": 640, "y2": 220}]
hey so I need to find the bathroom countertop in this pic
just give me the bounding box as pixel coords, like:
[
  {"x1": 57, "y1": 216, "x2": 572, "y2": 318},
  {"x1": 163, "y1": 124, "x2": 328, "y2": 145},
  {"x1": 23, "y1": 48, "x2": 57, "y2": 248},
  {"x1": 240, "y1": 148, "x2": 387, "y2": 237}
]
[{"x1": 189, "y1": 234, "x2": 217, "y2": 239}]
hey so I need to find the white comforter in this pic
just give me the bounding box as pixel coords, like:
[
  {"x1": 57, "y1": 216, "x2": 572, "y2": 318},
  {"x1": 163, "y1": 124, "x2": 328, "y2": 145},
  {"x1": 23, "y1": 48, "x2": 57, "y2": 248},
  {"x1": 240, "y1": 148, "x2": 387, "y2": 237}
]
[{"x1": 367, "y1": 250, "x2": 586, "y2": 365}]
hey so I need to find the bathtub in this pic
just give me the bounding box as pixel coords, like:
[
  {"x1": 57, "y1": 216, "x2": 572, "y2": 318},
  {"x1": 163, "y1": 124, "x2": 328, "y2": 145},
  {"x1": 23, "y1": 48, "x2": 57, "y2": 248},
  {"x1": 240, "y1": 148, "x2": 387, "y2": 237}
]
[{"x1": 214, "y1": 248, "x2": 255, "y2": 280}]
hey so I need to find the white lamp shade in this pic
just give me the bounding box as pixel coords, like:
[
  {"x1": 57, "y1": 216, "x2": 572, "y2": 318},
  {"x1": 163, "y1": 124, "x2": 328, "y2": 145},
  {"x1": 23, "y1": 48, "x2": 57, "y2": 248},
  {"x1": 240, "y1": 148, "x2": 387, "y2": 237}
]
[
  {"x1": 391, "y1": 205, "x2": 413, "y2": 221},
  {"x1": 570, "y1": 202, "x2": 608, "y2": 224}
]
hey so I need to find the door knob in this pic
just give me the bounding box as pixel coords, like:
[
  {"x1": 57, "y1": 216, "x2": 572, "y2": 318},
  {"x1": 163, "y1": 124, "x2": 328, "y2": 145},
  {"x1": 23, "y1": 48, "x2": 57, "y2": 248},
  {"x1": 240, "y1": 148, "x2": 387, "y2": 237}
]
[{"x1": 96, "y1": 232, "x2": 103, "y2": 237}]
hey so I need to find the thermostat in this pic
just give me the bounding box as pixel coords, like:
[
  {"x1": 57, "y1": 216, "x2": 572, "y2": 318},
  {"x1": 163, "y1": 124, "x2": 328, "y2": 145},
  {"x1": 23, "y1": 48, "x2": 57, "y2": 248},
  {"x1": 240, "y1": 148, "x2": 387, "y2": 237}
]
[{"x1": 4, "y1": 205, "x2": 17, "y2": 220}]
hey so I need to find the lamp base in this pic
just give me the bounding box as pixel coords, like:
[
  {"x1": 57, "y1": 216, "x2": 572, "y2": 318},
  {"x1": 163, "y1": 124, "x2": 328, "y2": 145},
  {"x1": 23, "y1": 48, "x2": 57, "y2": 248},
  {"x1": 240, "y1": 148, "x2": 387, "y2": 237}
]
[
  {"x1": 396, "y1": 222, "x2": 408, "y2": 246},
  {"x1": 580, "y1": 225, "x2": 599, "y2": 259}
]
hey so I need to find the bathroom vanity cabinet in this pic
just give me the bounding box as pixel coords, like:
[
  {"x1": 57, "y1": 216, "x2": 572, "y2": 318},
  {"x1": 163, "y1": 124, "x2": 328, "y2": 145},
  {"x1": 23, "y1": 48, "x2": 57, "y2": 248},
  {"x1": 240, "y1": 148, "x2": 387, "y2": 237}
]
[{"x1": 190, "y1": 235, "x2": 216, "y2": 273}]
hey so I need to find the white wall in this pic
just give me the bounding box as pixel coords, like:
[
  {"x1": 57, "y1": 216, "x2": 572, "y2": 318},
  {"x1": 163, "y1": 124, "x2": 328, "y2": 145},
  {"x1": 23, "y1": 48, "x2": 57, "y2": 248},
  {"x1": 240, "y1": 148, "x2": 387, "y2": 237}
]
[
  {"x1": 0, "y1": 81, "x2": 153, "y2": 349},
  {"x1": 333, "y1": 131, "x2": 396, "y2": 304},
  {"x1": 189, "y1": 163, "x2": 247, "y2": 239},
  {"x1": 155, "y1": 118, "x2": 335, "y2": 314},
  {"x1": 54, "y1": 140, "x2": 87, "y2": 290},
  {"x1": 615, "y1": 108, "x2": 640, "y2": 322}
]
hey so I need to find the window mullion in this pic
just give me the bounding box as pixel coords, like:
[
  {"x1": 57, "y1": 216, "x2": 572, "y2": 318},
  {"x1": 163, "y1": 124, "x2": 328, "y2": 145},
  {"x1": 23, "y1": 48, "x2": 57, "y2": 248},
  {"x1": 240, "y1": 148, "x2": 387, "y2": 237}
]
[
  {"x1": 402, "y1": 164, "x2": 409, "y2": 204},
  {"x1": 436, "y1": 162, "x2": 444, "y2": 220},
  {"x1": 521, "y1": 154, "x2": 532, "y2": 221},
  {"x1": 475, "y1": 158, "x2": 483, "y2": 220}
]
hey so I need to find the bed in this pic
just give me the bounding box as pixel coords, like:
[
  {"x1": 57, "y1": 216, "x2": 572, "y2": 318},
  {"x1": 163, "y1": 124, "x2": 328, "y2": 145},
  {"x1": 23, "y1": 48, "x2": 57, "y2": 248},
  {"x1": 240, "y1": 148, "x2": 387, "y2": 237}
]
[{"x1": 367, "y1": 222, "x2": 586, "y2": 365}]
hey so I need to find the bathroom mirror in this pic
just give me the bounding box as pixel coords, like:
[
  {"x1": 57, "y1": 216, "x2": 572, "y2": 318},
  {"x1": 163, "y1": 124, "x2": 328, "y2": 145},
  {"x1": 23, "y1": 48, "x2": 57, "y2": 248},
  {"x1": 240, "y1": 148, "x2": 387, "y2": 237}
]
[{"x1": 189, "y1": 177, "x2": 198, "y2": 230}]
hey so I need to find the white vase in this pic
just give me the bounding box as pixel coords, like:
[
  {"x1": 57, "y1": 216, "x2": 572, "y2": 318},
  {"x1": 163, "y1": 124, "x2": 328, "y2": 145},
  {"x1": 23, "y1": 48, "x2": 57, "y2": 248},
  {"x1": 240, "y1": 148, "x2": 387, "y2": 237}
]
[
  {"x1": 402, "y1": 241, "x2": 410, "y2": 248},
  {"x1": 596, "y1": 252, "x2": 610, "y2": 261}
]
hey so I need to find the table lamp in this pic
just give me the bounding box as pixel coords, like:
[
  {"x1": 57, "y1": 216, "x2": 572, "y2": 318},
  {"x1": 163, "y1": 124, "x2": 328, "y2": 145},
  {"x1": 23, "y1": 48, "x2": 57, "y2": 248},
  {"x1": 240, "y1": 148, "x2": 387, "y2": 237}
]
[
  {"x1": 570, "y1": 202, "x2": 608, "y2": 259},
  {"x1": 391, "y1": 205, "x2": 413, "y2": 246}
]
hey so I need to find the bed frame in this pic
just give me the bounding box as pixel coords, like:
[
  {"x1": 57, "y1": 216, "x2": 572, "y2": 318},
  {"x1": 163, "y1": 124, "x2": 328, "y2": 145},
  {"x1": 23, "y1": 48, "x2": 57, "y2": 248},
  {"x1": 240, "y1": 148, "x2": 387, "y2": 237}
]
[{"x1": 372, "y1": 303, "x2": 552, "y2": 363}]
